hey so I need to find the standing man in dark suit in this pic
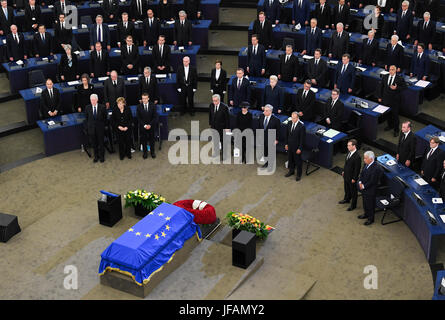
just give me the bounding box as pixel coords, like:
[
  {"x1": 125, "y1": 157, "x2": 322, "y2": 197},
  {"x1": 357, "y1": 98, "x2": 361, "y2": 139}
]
[
  {"x1": 32, "y1": 24, "x2": 53, "y2": 57},
  {"x1": 102, "y1": 0, "x2": 119, "y2": 23},
  {"x1": 247, "y1": 34, "x2": 266, "y2": 77},
  {"x1": 209, "y1": 94, "x2": 230, "y2": 156},
  {"x1": 421, "y1": 136, "x2": 444, "y2": 188},
  {"x1": 229, "y1": 68, "x2": 251, "y2": 107},
  {"x1": 117, "y1": 12, "x2": 136, "y2": 48},
  {"x1": 332, "y1": 0, "x2": 350, "y2": 30},
  {"x1": 262, "y1": 0, "x2": 280, "y2": 24},
  {"x1": 138, "y1": 66, "x2": 159, "y2": 104},
  {"x1": 292, "y1": 0, "x2": 311, "y2": 27},
  {"x1": 395, "y1": 1, "x2": 413, "y2": 42},
  {"x1": 252, "y1": 12, "x2": 274, "y2": 50},
  {"x1": 359, "y1": 30, "x2": 378, "y2": 66},
  {"x1": 278, "y1": 45, "x2": 298, "y2": 82},
  {"x1": 6, "y1": 25, "x2": 27, "y2": 61},
  {"x1": 177, "y1": 56, "x2": 198, "y2": 115},
  {"x1": 173, "y1": 11, "x2": 192, "y2": 46},
  {"x1": 184, "y1": 0, "x2": 201, "y2": 21},
  {"x1": 439, "y1": 159, "x2": 445, "y2": 199},
  {"x1": 104, "y1": 70, "x2": 126, "y2": 109},
  {"x1": 414, "y1": 12, "x2": 435, "y2": 50},
  {"x1": 329, "y1": 22, "x2": 349, "y2": 59},
  {"x1": 152, "y1": 35, "x2": 171, "y2": 74},
  {"x1": 40, "y1": 78, "x2": 61, "y2": 118},
  {"x1": 258, "y1": 105, "x2": 281, "y2": 169},
  {"x1": 89, "y1": 15, "x2": 111, "y2": 51},
  {"x1": 295, "y1": 80, "x2": 315, "y2": 121},
  {"x1": 340, "y1": 139, "x2": 361, "y2": 211},
  {"x1": 284, "y1": 112, "x2": 306, "y2": 181},
  {"x1": 422, "y1": 0, "x2": 439, "y2": 20},
  {"x1": 385, "y1": 35, "x2": 404, "y2": 72},
  {"x1": 410, "y1": 43, "x2": 429, "y2": 80},
  {"x1": 24, "y1": 0, "x2": 41, "y2": 32},
  {"x1": 378, "y1": 65, "x2": 406, "y2": 137},
  {"x1": 121, "y1": 35, "x2": 139, "y2": 75},
  {"x1": 358, "y1": 150, "x2": 382, "y2": 225},
  {"x1": 53, "y1": 13, "x2": 72, "y2": 54},
  {"x1": 89, "y1": 41, "x2": 110, "y2": 78},
  {"x1": 306, "y1": 48, "x2": 328, "y2": 87},
  {"x1": 314, "y1": 0, "x2": 330, "y2": 30},
  {"x1": 85, "y1": 93, "x2": 107, "y2": 163},
  {"x1": 210, "y1": 59, "x2": 227, "y2": 102},
  {"x1": 143, "y1": 9, "x2": 160, "y2": 48},
  {"x1": 324, "y1": 89, "x2": 344, "y2": 130},
  {"x1": 302, "y1": 18, "x2": 322, "y2": 56},
  {"x1": 396, "y1": 121, "x2": 416, "y2": 168},
  {"x1": 0, "y1": 0, "x2": 14, "y2": 36},
  {"x1": 335, "y1": 53, "x2": 355, "y2": 94},
  {"x1": 131, "y1": 0, "x2": 148, "y2": 21},
  {"x1": 53, "y1": 0, "x2": 71, "y2": 23},
  {"x1": 137, "y1": 92, "x2": 158, "y2": 159}
]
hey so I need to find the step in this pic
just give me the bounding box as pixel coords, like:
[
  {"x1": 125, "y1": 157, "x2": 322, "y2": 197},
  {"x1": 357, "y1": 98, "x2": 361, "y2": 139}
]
[{"x1": 0, "y1": 121, "x2": 35, "y2": 138}]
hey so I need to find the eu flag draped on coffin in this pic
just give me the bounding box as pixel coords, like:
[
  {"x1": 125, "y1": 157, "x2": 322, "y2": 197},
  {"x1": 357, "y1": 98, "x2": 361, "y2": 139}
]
[{"x1": 98, "y1": 203, "x2": 202, "y2": 285}]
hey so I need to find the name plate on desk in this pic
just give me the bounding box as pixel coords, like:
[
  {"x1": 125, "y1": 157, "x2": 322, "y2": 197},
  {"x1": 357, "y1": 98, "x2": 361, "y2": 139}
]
[
  {"x1": 386, "y1": 159, "x2": 397, "y2": 166},
  {"x1": 36, "y1": 60, "x2": 49, "y2": 65},
  {"x1": 155, "y1": 74, "x2": 167, "y2": 79},
  {"x1": 127, "y1": 77, "x2": 138, "y2": 82},
  {"x1": 98, "y1": 76, "x2": 109, "y2": 81},
  {"x1": 67, "y1": 80, "x2": 80, "y2": 86},
  {"x1": 433, "y1": 198, "x2": 443, "y2": 204}
]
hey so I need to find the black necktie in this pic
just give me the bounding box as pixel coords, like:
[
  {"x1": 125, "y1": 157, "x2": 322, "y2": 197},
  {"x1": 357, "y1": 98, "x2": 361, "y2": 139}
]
[
  {"x1": 93, "y1": 105, "x2": 97, "y2": 118},
  {"x1": 264, "y1": 117, "x2": 269, "y2": 129},
  {"x1": 427, "y1": 149, "x2": 433, "y2": 159},
  {"x1": 113, "y1": 81, "x2": 117, "y2": 87},
  {"x1": 347, "y1": 152, "x2": 351, "y2": 160},
  {"x1": 146, "y1": 77, "x2": 149, "y2": 85}
]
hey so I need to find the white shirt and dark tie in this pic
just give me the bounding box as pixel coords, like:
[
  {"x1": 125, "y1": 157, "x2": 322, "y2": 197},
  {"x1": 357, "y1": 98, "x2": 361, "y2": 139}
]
[
  {"x1": 388, "y1": 74, "x2": 395, "y2": 86},
  {"x1": 97, "y1": 25, "x2": 103, "y2": 42},
  {"x1": 263, "y1": 115, "x2": 270, "y2": 129},
  {"x1": 215, "y1": 68, "x2": 221, "y2": 80},
  {"x1": 145, "y1": 76, "x2": 150, "y2": 86},
  {"x1": 346, "y1": 149, "x2": 356, "y2": 160},
  {"x1": 237, "y1": 78, "x2": 242, "y2": 89},
  {"x1": 427, "y1": 146, "x2": 438, "y2": 159}
]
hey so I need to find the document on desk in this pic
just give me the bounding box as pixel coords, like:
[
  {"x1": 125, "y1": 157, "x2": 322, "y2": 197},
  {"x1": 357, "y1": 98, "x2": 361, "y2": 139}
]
[
  {"x1": 166, "y1": 20, "x2": 175, "y2": 24},
  {"x1": 155, "y1": 74, "x2": 167, "y2": 78},
  {"x1": 323, "y1": 129, "x2": 340, "y2": 138},
  {"x1": 408, "y1": 77, "x2": 418, "y2": 83},
  {"x1": 439, "y1": 135, "x2": 445, "y2": 143},
  {"x1": 114, "y1": 49, "x2": 121, "y2": 53},
  {"x1": 127, "y1": 77, "x2": 138, "y2": 81},
  {"x1": 16, "y1": 60, "x2": 24, "y2": 65},
  {"x1": 326, "y1": 139, "x2": 333, "y2": 143},
  {"x1": 310, "y1": 87, "x2": 318, "y2": 93},
  {"x1": 372, "y1": 105, "x2": 390, "y2": 114},
  {"x1": 415, "y1": 80, "x2": 430, "y2": 88},
  {"x1": 356, "y1": 66, "x2": 366, "y2": 72},
  {"x1": 414, "y1": 177, "x2": 428, "y2": 186},
  {"x1": 329, "y1": 60, "x2": 339, "y2": 65},
  {"x1": 440, "y1": 215, "x2": 445, "y2": 224},
  {"x1": 380, "y1": 70, "x2": 389, "y2": 75},
  {"x1": 302, "y1": 55, "x2": 314, "y2": 60},
  {"x1": 67, "y1": 80, "x2": 80, "y2": 86},
  {"x1": 35, "y1": 87, "x2": 42, "y2": 94},
  {"x1": 98, "y1": 77, "x2": 108, "y2": 81}
]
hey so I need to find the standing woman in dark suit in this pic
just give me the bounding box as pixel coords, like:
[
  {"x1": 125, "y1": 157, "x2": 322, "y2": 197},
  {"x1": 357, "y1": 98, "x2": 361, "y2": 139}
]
[
  {"x1": 210, "y1": 60, "x2": 227, "y2": 102},
  {"x1": 58, "y1": 44, "x2": 79, "y2": 82},
  {"x1": 159, "y1": 0, "x2": 173, "y2": 22},
  {"x1": 112, "y1": 97, "x2": 133, "y2": 160},
  {"x1": 235, "y1": 102, "x2": 253, "y2": 164},
  {"x1": 75, "y1": 74, "x2": 95, "y2": 113}
]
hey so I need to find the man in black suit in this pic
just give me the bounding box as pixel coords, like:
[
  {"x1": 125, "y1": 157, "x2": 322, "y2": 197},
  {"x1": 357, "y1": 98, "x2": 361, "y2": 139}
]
[
  {"x1": 177, "y1": 56, "x2": 198, "y2": 115},
  {"x1": 324, "y1": 89, "x2": 344, "y2": 130},
  {"x1": 395, "y1": 1, "x2": 413, "y2": 42},
  {"x1": 54, "y1": 13, "x2": 72, "y2": 54},
  {"x1": 396, "y1": 121, "x2": 416, "y2": 168},
  {"x1": 334, "y1": 53, "x2": 355, "y2": 94},
  {"x1": 313, "y1": 0, "x2": 330, "y2": 30},
  {"x1": 358, "y1": 151, "x2": 382, "y2": 225},
  {"x1": 247, "y1": 34, "x2": 266, "y2": 77},
  {"x1": 137, "y1": 92, "x2": 158, "y2": 159},
  {"x1": 378, "y1": 65, "x2": 406, "y2": 137},
  {"x1": 89, "y1": 41, "x2": 110, "y2": 78},
  {"x1": 284, "y1": 112, "x2": 305, "y2": 181},
  {"x1": 40, "y1": 78, "x2": 61, "y2": 118},
  {"x1": 104, "y1": 70, "x2": 126, "y2": 109},
  {"x1": 152, "y1": 35, "x2": 171, "y2": 74},
  {"x1": 0, "y1": 0, "x2": 14, "y2": 36},
  {"x1": 415, "y1": 12, "x2": 435, "y2": 50},
  {"x1": 117, "y1": 12, "x2": 135, "y2": 48},
  {"x1": 258, "y1": 105, "x2": 281, "y2": 170},
  {"x1": 229, "y1": 68, "x2": 251, "y2": 107},
  {"x1": 410, "y1": 43, "x2": 429, "y2": 80},
  {"x1": 173, "y1": 10, "x2": 192, "y2": 46},
  {"x1": 33, "y1": 25, "x2": 53, "y2": 57},
  {"x1": 302, "y1": 18, "x2": 322, "y2": 56},
  {"x1": 421, "y1": 136, "x2": 444, "y2": 188},
  {"x1": 24, "y1": 0, "x2": 41, "y2": 32},
  {"x1": 85, "y1": 93, "x2": 107, "y2": 163},
  {"x1": 53, "y1": 0, "x2": 71, "y2": 23},
  {"x1": 332, "y1": 0, "x2": 350, "y2": 30},
  {"x1": 359, "y1": 30, "x2": 378, "y2": 66},
  {"x1": 278, "y1": 45, "x2": 298, "y2": 82},
  {"x1": 184, "y1": 0, "x2": 201, "y2": 21},
  {"x1": 262, "y1": 0, "x2": 280, "y2": 24},
  {"x1": 138, "y1": 66, "x2": 159, "y2": 104},
  {"x1": 295, "y1": 80, "x2": 315, "y2": 121},
  {"x1": 143, "y1": 9, "x2": 160, "y2": 48},
  {"x1": 306, "y1": 48, "x2": 328, "y2": 87},
  {"x1": 328, "y1": 22, "x2": 349, "y2": 59},
  {"x1": 252, "y1": 11, "x2": 274, "y2": 49},
  {"x1": 131, "y1": 0, "x2": 148, "y2": 21},
  {"x1": 209, "y1": 93, "x2": 230, "y2": 157},
  {"x1": 385, "y1": 35, "x2": 404, "y2": 72},
  {"x1": 439, "y1": 159, "x2": 445, "y2": 200},
  {"x1": 121, "y1": 35, "x2": 139, "y2": 75},
  {"x1": 340, "y1": 139, "x2": 361, "y2": 211},
  {"x1": 210, "y1": 59, "x2": 227, "y2": 101},
  {"x1": 6, "y1": 25, "x2": 27, "y2": 61},
  {"x1": 422, "y1": 0, "x2": 439, "y2": 20},
  {"x1": 89, "y1": 15, "x2": 111, "y2": 51},
  {"x1": 102, "y1": 0, "x2": 119, "y2": 23}
]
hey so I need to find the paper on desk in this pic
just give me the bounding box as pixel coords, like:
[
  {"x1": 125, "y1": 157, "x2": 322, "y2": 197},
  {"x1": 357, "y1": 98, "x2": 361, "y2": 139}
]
[
  {"x1": 73, "y1": 50, "x2": 80, "y2": 55},
  {"x1": 441, "y1": 215, "x2": 445, "y2": 224},
  {"x1": 310, "y1": 87, "x2": 318, "y2": 93},
  {"x1": 432, "y1": 198, "x2": 443, "y2": 204},
  {"x1": 42, "y1": 57, "x2": 48, "y2": 61},
  {"x1": 439, "y1": 136, "x2": 445, "y2": 143},
  {"x1": 356, "y1": 66, "x2": 366, "y2": 72},
  {"x1": 47, "y1": 120, "x2": 55, "y2": 125},
  {"x1": 35, "y1": 87, "x2": 42, "y2": 94},
  {"x1": 108, "y1": 24, "x2": 117, "y2": 28},
  {"x1": 408, "y1": 77, "x2": 418, "y2": 83},
  {"x1": 114, "y1": 49, "x2": 121, "y2": 53},
  {"x1": 127, "y1": 77, "x2": 138, "y2": 81},
  {"x1": 372, "y1": 105, "x2": 389, "y2": 114},
  {"x1": 380, "y1": 70, "x2": 389, "y2": 75},
  {"x1": 329, "y1": 60, "x2": 338, "y2": 65},
  {"x1": 302, "y1": 55, "x2": 313, "y2": 59},
  {"x1": 98, "y1": 76, "x2": 108, "y2": 81},
  {"x1": 166, "y1": 20, "x2": 175, "y2": 24},
  {"x1": 397, "y1": 40, "x2": 405, "y2": 48},
  {"x1": 415, "y1": 80, "x2": 430, "y2": 88},
  {"x1": 155, "y1": 74, "x2": 167, "y2": 78},
  {"x1": 386, "y1": 159, "x2": 397, "y2": 166},
  {"x1": 16, "y1": 60, "x2": 23, "y2": 65},
  {"x1": 72, "y1": 26, "x2": 77, "y2": 29},
  {"x1": 414, "y1": 178, "x2": 428, "y2": 186},
  {"x1": 380, "y1": 199, "x2": 389, "y2": 206},
  {"x1": 48, "y1": 5, "x2": 54, "y2": 8},
  {"x1": 81, "y1": 24, "x2": 87, "y2": 29},
  {"x1": 326, "y1": 139, "x2": 333, "y2": 143},
  {"x1": 272, "y1": 24, "x2": 276, "y2": 28},
  {"x1": 178, "y1": 46, "x2": 185, "y2": 50},
  {"x1": 295, "y1": 23, "x2": 301, "y2": 30},
  {"x1": 323, "y1": 129, "x2": 340, "y2": 138},
  {"x1": 67, "y1": 80, "x2": 80, "y2": 86},
  {"x1": 2, "y1": 39, "x2": 5, "y2": 44}
]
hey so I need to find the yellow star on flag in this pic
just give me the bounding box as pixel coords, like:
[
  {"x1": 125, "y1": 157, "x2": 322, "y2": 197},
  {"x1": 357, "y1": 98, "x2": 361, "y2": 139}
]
[
  {"x1": 128, "y1": 228, "x2": 134, "y2": 232},
  {"x1": 135, "y1": 232, "x2": 141, "y2": 236},
  {"x1": 148, "y1": 212, "x2": 154, "y2": 215},
  {"x1": 155, "y1": 234, "x2": 160, "y2": 240},
  {"x1": 158, "y1": 212, "x2": 164, "y2": 217},
  {"x1": 165, "y1": 216, "x2": 171, "y2": 221},
  {"x1": 145, "y1": 233, "x2": 151, "y2": 238},
  {"x1": 165, "y1": 225, "x2": 170, "y2": 231},
  {"x1": 161, "y1": 231, "x2": 166, "y2": 237}
]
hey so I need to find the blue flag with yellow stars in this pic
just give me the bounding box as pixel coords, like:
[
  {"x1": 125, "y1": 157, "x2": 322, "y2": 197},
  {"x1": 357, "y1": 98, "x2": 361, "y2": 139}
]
[{"x1": 98, "y1": 203, "x2": 202, "y2": 285}]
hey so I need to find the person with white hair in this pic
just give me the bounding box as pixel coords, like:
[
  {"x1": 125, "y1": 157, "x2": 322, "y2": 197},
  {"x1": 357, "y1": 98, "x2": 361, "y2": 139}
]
[
  {"x1": 177, "y1": 56, "x2": 198, "y2": 115},
  {"x1": 6, "y1": 24, "x2": 27, "y2": 61},
  {"x1": 173, "y1": 10, "x2": 192, "y2": 46},
  {"x1": 209, "y1": 94, "x2": 230, "y2": 156},
  {"x1": 138, "y1": 66, "x2": 159, "y2": 104},
  {"x1": 357, "y1": 150, "x2": 382, "y2": 226},
  {"x1": 258, "y1": 104, "x2": 281, "y2": 168},
  {"x1": 395, "y1": 0, "x2": 413, "y2": 42},
  {"x1": 262, "y1": 75, "x2": 284, "y2": 114},
  {"x1": 85, "y1": 93, "x2": 107, "y2": 163},
  {"x1": 328, "y1": 22, "x2": 349, "y2": 59},
  {"x1": 59, "y1": 43, "x2": 79, "y2": 81},
  {"x1": 359, "y1": 29, "x2": 378, "y2": 66},
  {"x1": 414, "y1": 11, "x2": 435, "y2": 50},
  {"x1": 384, "y1": 34, "x2": 404, "y2": 72}
]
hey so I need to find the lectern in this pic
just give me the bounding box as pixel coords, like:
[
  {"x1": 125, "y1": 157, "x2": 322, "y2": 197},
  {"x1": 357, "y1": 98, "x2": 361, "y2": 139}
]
[
  {"x1": 98, "y1": 193, "x2": 122, "y2": 227},
  {"x1": 232, "y1": 230, "x2": 256, "y2": 269}
]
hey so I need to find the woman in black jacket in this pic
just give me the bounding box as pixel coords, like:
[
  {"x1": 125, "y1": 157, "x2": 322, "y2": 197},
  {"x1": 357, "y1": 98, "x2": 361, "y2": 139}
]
[
  {"x1": 235, "y1": 102, "x2": 253, "y2": 163},
  {"x1": 75, "y1": 74, "x2": 95, "y2": 113},
  {"x1": 210, "y1": 59, "x2": 227, "y2": 102},
  {"x1": 59, "y1": 44, "x2": 79, "y2": 82},
  {"x1": 111, "y1": 97, "x2": 133, "y2": 160}
]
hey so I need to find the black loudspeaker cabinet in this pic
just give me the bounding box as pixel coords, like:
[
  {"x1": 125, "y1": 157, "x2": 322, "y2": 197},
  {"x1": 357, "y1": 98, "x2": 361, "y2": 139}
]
[
  {"x1": 232, "y1": 230, "x2": 256, "y2": 269},
  {"x1": 98, "y1": 193, "x2": 122, "y2": 227}
]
